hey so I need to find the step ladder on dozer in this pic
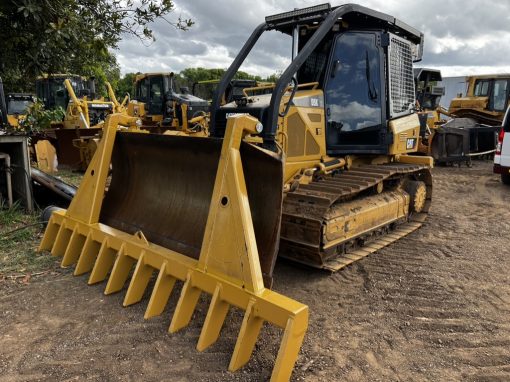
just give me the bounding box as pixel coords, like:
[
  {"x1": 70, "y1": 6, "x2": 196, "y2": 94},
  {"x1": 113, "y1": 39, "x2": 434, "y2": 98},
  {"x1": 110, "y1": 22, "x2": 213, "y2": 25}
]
[{"x1": 39, "y1": 113, "x2": 308, "y2": 381}]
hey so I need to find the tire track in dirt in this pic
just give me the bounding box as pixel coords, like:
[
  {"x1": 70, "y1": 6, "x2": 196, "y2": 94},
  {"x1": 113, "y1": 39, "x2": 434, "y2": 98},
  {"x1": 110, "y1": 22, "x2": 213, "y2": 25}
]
[{"x1": 1, "y1": 161, "x2": 510, "y2": 381}]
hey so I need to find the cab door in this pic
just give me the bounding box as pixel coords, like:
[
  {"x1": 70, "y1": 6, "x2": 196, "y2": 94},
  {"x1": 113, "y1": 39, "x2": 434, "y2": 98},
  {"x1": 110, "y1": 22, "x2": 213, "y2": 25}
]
[
  {"x1": 324, "y1": 31, "x2": 387, "y2": 154},
  {"x1": 148, "y1": 76, "x2": 165, "y2": 115}
]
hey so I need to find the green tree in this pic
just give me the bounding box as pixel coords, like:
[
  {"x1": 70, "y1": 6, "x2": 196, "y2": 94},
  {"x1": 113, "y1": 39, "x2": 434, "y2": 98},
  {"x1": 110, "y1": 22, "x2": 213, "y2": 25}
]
[
  {"x1": 116, "y1": 73, "x2": 137, "y2": 100},
  {"x1": 0, "y1": 0, "x2": 193, "y2": 92}
]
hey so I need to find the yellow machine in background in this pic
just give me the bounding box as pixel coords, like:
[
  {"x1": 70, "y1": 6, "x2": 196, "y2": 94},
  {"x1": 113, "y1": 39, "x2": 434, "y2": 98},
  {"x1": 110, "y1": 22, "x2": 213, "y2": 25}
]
[
  {"x1": 6, "y1": 93, "x2": 35, "y2": 128},
  {"x1": 414, "y1": 68, "x2": 446, "y2": 156},
  {"x1": 34, "y1": 78, "x2": 115, "y2": 170},
  {"x1": 36, "y1": 73, "x2": 88, "y2": 110},
  {"x1": 449, "y1": 74, "x2": 510, "y2": 125},
  {"x1": 39, "y1": 4, "x2": 433, "y2": 380},
  {"x1": 128, "y1": 72, "x2": 209, "y2": 135},
  {"x1": 53, "y1": 79, "x2": 114, "y2": 130}
]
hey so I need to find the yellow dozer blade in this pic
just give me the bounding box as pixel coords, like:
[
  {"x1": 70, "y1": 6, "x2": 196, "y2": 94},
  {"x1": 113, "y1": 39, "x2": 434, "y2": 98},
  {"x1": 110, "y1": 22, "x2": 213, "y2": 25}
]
[{"x1": 39, "y1": 113, "x2": 308, "y2": 381}]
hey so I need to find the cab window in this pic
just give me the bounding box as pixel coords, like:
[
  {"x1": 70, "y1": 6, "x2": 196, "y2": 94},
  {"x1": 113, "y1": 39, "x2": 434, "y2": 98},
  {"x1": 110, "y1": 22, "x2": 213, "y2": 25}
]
[
  {"x1": 474, "y1": 80, "x2": 490, "y2": 96},
  {"x1": 325, "y1": 31, "x2": 383, "y2": 147},
  {"x1": 491, "y1": 79, "x2": 508, "y2": 111}
]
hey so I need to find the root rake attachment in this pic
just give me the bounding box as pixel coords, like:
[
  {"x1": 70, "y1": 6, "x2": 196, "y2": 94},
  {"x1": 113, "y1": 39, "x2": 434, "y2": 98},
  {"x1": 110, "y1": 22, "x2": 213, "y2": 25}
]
[{"x1": 39, "y1": 113, "x2": 308, "y2": 381}]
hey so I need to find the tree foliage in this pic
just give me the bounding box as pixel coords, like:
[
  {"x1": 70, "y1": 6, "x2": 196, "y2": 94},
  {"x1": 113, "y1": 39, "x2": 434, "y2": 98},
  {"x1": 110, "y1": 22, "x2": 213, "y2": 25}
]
[
  {"x1": 179, "y1": 67, "x2": 265, "y2": 85},
  {"x1": 115, "y1": 73, "x2": 137, "y2": 100},
  {"x1": 0, "y1": 0, "x2": 192, "y2": 93}
]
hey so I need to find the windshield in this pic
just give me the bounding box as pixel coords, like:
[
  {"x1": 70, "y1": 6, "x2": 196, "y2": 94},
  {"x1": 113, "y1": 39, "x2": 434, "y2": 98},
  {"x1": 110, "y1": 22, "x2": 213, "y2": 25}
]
[
  {"x1": 7, "y1": 99, "x2": 33, "y2": 114},
  {"x1": 49, "y1": 79, "x2": 67, "y2": 109}
]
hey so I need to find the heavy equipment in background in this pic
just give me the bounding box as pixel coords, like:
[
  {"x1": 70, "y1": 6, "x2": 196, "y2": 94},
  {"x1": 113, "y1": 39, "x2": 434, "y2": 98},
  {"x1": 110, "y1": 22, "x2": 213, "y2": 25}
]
[
  {"x1": 413, "y1": 68, "x2": 472, "y2": 165},
  {"x1": 128, "y1": 72, "x2": 209, "y2": 135},
  {"x1": 6, "y1": 93, "x2": 36, "y2": 128},
  {"x1": 449, "y1": 74, "x2": 510, "y2": 125},
  {"x1": 36, "y1": 74, "x2": 88, "y2": 110},
  {"x1": 34, "y1": 78, "x2": 114, "y2": 169},
  {"x1": 440, "y1": 74, "x2": 506, "y2": 163},
  {"x1": 39, "y1": 4, "x2": 433, "y2": 381},
  {"x1": 414, "y1": 70, "x2": 502, "y2": 166},
  {"x1": 192, "y1": 78, "x2": 275, "y2": 104}
]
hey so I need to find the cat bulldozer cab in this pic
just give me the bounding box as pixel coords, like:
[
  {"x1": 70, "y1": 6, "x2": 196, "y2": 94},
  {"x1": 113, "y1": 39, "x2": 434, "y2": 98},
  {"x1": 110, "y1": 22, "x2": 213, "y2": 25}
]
[
  {"x1": 36, "y1": 74, "x2": 89, "y2": 110},
  {"x1": 6, "y1": 93, "x2": 36, "y2": 128},
  {"x1": 449, "y1": 74, "x2": 510, "y2": 125},
  {"x1": 128, "y1": 72, "x2": 209, "y2": 134},
  {"x1": 40, "y1": 4, "x2": 432, "y2": 381}
]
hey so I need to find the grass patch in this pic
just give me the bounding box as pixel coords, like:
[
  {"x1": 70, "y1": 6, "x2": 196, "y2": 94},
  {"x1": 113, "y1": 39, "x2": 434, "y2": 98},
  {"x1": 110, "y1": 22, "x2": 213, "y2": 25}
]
[
  {"x1": 54, "y1": 167, "x2": 83, "y2": 188},
  {"x1": 0, "y1": 202, "x2": 59, "y2": 276}
]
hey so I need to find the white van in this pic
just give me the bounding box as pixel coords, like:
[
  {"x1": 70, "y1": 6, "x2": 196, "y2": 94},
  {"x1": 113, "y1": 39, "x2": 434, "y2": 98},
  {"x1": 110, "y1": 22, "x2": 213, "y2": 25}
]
[{"x1": 494, "y1": 106, "x2": 510, "y2": 185}]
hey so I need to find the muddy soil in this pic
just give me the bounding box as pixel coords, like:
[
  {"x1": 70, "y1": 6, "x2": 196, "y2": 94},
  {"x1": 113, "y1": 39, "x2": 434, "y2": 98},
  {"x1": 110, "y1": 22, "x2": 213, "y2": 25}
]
[{"x1": 1, "y1": 161, "x2": 509, "y2": 381}]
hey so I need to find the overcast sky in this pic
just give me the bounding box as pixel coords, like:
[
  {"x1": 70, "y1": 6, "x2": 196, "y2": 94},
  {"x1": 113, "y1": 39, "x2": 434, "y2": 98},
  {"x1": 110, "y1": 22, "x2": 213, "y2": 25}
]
[{"x1": 115, "y1": 0, "x2": 510, "y2": 78}]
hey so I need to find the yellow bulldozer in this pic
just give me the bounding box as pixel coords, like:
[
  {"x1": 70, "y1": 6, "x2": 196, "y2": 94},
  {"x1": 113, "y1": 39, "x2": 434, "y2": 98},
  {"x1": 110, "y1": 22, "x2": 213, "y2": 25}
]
[
  {"x1": 449, "y1": 74, "x2": 510, "y2": 125},
  {"x1": 127, "y1": 72, "x2": 210, "y2": 135},
  {"x1": 39, "y1": 4, "x2": 433, "y2": 380},
  {"x1": 415, "y1": 72, "x2": 504, "y2": 165},
  {"x1": 33, "y1": 75, "x2": 115, "y2": 169}
]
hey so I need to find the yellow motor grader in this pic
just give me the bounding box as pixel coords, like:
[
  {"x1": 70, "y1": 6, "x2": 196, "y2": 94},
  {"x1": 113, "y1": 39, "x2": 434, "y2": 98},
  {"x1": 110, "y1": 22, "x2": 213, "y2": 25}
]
[{"x1": 40, "y1": 4, "x2": 432, "y2": 381}]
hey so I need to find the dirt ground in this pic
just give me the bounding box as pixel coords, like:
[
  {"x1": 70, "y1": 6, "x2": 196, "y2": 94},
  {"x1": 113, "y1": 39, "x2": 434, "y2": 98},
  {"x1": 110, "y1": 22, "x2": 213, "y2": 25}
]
[{"x1": 1, "y1": 160, "x2": 510, "y2": 382}]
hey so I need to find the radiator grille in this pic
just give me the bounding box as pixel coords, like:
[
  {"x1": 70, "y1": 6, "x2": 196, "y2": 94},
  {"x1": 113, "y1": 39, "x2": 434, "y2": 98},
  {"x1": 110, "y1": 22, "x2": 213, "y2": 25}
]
[{"x1": 389, "y1": 36, "x2": 415, "y2": 117}]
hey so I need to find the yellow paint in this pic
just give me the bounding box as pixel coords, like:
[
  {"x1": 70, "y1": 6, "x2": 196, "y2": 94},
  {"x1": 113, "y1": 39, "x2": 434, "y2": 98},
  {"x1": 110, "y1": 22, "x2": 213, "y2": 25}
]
[
  {"x1": 38, "y1": 113, "x2": 308, "y2": 382},
  {"x1": 388, "y1": 114, "x2": 421, "y2": 155}
]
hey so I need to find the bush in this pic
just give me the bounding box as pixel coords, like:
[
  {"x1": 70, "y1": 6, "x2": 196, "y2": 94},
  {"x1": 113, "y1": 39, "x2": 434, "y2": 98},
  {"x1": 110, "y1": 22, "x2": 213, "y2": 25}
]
[{"x1": 20, "y1": 101, "x2": 66, "y2": 132}]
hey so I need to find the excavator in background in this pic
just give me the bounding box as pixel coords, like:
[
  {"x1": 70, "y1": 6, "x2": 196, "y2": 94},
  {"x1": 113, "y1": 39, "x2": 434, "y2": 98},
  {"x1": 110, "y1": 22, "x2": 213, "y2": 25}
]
[{"x1": 40, "y1": 4, "x2": 433, "y2": 381}]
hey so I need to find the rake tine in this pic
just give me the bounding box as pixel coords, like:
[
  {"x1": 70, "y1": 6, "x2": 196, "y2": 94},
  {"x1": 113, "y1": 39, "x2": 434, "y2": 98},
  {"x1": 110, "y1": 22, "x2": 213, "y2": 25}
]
[
  {"x1": 123, "y1": 252, "x2": 154, "y2": 306},
  {"x1": 229, "y1": 298, "x2": 264, "y2": 372},
  {"x1": 74, "y1": 234, "x2": 101, "y2": 276},
  {"x1": 88, "y1": 241, "x2": 118, "y2": 285},
  {"x1": 169, "y1": 272, "x2": 201, "y2": 333},
  {"x1": 104, "y1": 247, "x2": 136, "y2": 295},
  {"x1": 61, "y1": 229, "x2": 86, "y2": 267},
  {"x1": 39, "y1": 217, "x2": 59, "y2": 251},
  {"x1": 197, "y1": 283, "x2": 230, "y2": 351},
  {"x1": 144, "y1": 262, "x2": 176, "y2": 319},
  {"x1": 271, "y1": 311, "x2": 309, "y2": 381},
  {"x1": 51, "y1": 224, "x2": 71, "y2": 257}
]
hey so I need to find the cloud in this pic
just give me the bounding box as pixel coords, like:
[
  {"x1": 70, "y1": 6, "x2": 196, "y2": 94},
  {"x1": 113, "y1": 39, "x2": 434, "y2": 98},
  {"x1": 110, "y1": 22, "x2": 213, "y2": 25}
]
[{"x1": 115, "y1": 0, "x2": 510, "y2": 77}]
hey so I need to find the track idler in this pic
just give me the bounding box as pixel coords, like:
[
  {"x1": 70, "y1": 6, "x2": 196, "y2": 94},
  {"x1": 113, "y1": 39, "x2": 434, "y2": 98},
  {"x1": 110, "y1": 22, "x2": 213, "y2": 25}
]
[{"x1": 39, "y1": 113, "x2": 308, "y2": 381}]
